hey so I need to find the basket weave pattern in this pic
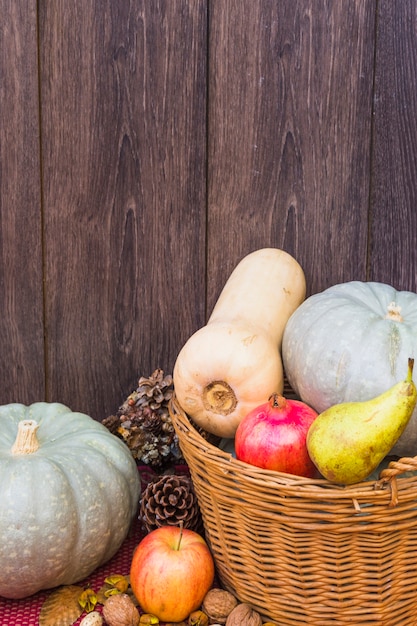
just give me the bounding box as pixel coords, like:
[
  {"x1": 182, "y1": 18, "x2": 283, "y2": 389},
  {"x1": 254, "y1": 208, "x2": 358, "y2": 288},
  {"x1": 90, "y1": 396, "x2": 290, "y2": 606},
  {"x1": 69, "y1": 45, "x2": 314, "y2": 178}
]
[{"x1": 170, "y1": 396, "x2": 417, "y2": 626}]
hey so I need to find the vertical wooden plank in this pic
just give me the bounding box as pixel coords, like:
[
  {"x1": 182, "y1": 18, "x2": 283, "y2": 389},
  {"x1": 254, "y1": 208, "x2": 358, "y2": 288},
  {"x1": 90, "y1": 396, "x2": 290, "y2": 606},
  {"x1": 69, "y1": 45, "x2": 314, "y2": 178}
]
[
  {"x1": 39, "y1": 1, "x2": 207, "y2": 419},
  {"x1": 0, "y1": 1, "x2": 45, "y2": 403},
  {"x1": 370, "y1": 0, "x2": 417, "y2": 291},
  {"x1": 207, "y1": 0, "x2": 376, "y2": 306}
]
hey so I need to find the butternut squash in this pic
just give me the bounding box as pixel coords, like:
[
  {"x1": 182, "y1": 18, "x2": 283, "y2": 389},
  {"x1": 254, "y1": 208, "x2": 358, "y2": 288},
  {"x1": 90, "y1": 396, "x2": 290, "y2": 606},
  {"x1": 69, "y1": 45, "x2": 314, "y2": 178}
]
[{"x1": 173, "y1": 248, "x2": 306, "y2": 437}]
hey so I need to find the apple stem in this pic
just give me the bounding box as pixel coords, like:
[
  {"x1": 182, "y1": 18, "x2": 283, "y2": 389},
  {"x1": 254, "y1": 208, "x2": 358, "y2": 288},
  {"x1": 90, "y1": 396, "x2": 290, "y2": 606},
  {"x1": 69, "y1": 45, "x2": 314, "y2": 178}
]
[{"x1": 176, "y1": 520, "x2": 184, "y2": 551}]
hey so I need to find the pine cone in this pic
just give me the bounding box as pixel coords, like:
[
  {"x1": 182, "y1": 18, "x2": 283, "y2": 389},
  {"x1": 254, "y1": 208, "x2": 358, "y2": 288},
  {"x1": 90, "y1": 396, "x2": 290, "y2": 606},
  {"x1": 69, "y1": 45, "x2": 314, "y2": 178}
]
[
  {"x1": 102, "y1": 369, "x2": 184, "y2": 469},
  {"x1": 123, "y1": 368, "x2": 173, "y2": 419},
  {"x1": 140, "y1": 474, "x2": 203, "y2": 534}
]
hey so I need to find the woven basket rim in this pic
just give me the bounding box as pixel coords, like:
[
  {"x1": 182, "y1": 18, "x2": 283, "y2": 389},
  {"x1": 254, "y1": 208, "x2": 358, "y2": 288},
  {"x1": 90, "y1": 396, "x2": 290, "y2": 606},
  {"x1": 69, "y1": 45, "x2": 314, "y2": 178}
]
[{"x1": 170, "y1": 395, "x2": 417, "y2": 507}]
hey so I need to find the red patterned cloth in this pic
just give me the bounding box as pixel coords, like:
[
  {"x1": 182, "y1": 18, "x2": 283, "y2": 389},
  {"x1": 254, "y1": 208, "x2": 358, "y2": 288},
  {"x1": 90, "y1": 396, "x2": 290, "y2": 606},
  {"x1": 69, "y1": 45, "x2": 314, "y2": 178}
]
[{"x1": 0, "y1": 465, "x2": 189, "y2": 626}]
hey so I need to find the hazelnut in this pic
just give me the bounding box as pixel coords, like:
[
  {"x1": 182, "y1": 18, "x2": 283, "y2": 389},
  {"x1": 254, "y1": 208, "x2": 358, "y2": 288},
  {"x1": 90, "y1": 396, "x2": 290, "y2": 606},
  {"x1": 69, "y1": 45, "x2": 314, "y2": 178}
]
[
  {"x1": 102, "y1": 593, "x2": 140, "y2": 626},
  {"x1": 79, "y1": 612, "x2": 104, "y2": 626},
  {"x1": 201, "y1": 588, "x2": 238, "y2": 624},
  {"x1": 225, "y1": 603, "x2": 262, "y2": 626}
]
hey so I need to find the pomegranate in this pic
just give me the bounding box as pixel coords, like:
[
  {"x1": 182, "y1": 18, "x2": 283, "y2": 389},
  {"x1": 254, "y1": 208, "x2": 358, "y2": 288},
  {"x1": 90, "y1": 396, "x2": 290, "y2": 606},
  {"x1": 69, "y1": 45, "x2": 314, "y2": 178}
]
[{"x1": 235, "y1": 393, "x2": 319, "y2": 477}]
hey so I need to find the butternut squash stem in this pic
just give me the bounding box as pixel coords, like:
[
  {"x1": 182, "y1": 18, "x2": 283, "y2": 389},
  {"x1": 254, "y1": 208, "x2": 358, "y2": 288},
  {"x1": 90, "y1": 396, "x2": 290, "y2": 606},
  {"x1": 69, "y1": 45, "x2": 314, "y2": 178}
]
[
  {"x1": 11, "y1": 420, "x2": 40, "y2": 455},
  {"x1": 202, "y1": 381, "x2": 237, "y2": 415}
]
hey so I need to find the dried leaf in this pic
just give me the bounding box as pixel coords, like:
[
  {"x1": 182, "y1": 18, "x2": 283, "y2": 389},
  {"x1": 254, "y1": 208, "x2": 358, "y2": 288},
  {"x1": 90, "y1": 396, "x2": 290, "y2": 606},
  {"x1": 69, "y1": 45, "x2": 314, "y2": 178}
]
[
  {"x1": 103, "y1": 574, "x2": 129, "y2": 596},
  {"x1": 78, "y1": 588, "x2": 98, "y2": 612},
  {"x1": 39, "y1": 585, "x2": 84, "y2": 626},
  {"x1": 95, "y1": 585, "x2": 109, "y2": 605},
  {"x1": 139, "y1": 614, "x2": 159, "y2": 625},
  {"x1": 96, "y1": 573, "x2": 132, "y2": 604}
]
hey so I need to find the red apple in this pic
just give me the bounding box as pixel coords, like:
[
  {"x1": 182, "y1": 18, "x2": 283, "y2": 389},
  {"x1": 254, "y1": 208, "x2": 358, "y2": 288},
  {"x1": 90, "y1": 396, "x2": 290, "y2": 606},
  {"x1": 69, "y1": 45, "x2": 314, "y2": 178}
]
[
  {"x1": 130, "y1": 524, "x2": 215, "y2": 622},
  {"x1": 235, "y1": 393, "x2": 319, "y2": 477}
]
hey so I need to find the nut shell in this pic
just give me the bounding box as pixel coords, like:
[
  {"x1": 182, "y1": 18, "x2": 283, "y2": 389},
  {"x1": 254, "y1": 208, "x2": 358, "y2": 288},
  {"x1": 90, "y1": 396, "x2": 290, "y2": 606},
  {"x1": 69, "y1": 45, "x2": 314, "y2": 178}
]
[
  {"x1": 80, "y1": 612, "x2": 104, "y2": 626},
  {"x1": 225, "y1": 603, "x2": 262, "y2": 626},
  {"x1": 201, "y1": 588, "x2": 238, "y2": 624},
  {"x1": 102, "y1": 593, "x2": 140, "y2": 626}
]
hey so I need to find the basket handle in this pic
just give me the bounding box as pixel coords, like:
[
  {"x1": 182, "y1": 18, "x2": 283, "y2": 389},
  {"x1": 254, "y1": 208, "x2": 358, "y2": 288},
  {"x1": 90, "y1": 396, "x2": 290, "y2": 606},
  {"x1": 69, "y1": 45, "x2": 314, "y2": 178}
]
[{"x1": 374, "y1": 456, "x2": 417, "y2": 507}]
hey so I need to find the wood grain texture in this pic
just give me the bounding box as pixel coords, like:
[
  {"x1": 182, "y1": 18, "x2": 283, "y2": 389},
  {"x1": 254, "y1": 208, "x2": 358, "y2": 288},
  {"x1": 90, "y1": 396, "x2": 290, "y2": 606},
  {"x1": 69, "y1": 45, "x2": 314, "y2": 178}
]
[
  {"x1": 0, "y1": 1, "x2": 45, "y2": 404},
  {"x1": 370, "y1": 0, "x2": 417, "y2": 292},
  {"x1": 39, "y1": 1, "x2": 207, "y2": 419},
  {"x1": 207, "y1": 0, "x2": 376, "y2": 306},
  {"x1": 3, "y1": 2, "x2": 417, "y2": 419}
]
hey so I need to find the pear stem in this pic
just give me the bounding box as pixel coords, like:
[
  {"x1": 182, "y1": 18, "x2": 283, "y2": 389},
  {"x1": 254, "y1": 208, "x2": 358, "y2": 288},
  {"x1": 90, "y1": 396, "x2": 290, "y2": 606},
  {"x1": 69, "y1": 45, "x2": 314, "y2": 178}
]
[
  {"x1": 407, "y1": 358, "x2": 414, "y2": 382},
  {"x1": 11, "y1": 420, "x2": 40, "y2": 455}
]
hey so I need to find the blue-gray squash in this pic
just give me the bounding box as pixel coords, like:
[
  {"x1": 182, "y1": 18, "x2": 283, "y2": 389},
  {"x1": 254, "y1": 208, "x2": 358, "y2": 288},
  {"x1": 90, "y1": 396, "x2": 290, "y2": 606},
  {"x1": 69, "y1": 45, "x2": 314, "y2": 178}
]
[
  {"x1": 0, "y1": 402, "x2": 140, "y2": 599},
  {"x1": 282, "y1": 281, "x2": 417, "y2": 457}
]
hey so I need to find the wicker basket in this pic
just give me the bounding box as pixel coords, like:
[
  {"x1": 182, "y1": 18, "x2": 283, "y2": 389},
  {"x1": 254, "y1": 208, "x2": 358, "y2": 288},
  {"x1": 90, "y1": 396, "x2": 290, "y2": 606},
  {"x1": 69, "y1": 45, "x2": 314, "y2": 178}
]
[{"x1": 169, "y1": 396, "x2": 417, "y2": 626}]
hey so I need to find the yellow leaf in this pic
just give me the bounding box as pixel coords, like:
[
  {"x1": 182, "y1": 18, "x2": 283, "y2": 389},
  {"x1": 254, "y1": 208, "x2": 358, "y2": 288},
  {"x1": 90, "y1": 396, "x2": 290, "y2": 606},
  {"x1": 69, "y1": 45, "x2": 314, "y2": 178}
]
[
  {"x1": 97, "y1": 574, "x2": 136, "y2": 605},
  {"x1": 103, "y1": 574, "x2": 129, "y2": 595},
  {"x1": 78, "y1": 588, "x2": 98, "y2": 612},
  {"x1": 139, "y1": 614, "x2": 159, "y2": 625}
]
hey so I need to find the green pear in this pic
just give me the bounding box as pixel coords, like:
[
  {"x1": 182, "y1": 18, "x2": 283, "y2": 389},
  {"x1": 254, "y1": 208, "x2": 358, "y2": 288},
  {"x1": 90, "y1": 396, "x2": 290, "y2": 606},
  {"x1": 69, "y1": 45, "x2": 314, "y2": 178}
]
[{"x1": 306, "y1": 358, "x2": 417, "y2": 485}]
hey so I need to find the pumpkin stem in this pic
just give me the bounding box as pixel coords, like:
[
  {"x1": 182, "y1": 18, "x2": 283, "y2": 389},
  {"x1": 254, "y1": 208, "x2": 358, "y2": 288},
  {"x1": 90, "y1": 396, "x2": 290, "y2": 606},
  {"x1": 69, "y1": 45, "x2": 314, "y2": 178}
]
[
  {"x1": 202, "y1": 380, "x2": 237, "y2": 415},
  {"x1": 385, "y1": 301, "x2": 403, "y2": 323},
  {"x1": 11, "y1": 420, "x2": 40, "y2": 455}
]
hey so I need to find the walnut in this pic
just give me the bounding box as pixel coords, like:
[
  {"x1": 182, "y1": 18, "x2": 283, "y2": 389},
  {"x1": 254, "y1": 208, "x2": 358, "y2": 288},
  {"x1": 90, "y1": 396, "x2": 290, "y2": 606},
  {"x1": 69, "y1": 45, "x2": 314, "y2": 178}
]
[
  {"x1": 201, "y1": 588, "x2": 238, "y2": 624},
  {"x1": 225, "y1": 603, "x2": 262, "y2": 626},
  {"x1": 102, "y1": 593, "x2": 140, "y2": 626}
]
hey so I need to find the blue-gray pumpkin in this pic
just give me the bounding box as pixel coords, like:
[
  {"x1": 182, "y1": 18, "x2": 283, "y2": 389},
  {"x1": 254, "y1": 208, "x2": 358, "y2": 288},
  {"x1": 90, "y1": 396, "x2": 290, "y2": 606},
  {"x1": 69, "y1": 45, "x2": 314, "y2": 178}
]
[
  {"x1": 282, "y1": 281, "x2": 417, "y2": 457},
  {"x1": 0, "y1": 402, "x2": 140, "y2": 599}
]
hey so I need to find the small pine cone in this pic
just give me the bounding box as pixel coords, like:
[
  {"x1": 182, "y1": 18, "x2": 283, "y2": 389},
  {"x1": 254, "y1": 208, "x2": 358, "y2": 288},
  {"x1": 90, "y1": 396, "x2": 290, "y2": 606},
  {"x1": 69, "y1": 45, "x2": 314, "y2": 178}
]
[
  {"x1": 122, "y1": 405, "x2": 164, "y2": 435},
  {"x1": 101, "y1": 414, "x2": 120, "y2": 435},
  {"x1": 125, "y1": 368, "x2": 174, "y2": 419},
  {"x1": 102, "y1": 368, "x2": 184, "y2": 468},
  {"x1": 140, "y1": 474, "x2": 203, "y2": 534}
]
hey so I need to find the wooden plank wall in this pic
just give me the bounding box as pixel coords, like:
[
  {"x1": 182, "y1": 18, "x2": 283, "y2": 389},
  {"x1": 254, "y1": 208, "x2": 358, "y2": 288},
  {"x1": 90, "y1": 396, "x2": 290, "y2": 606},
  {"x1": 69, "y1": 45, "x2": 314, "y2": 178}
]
[
  {"x1": 1, "y1": 2, "x2": 45, "y2": 403},
  {"x1": 1, "y1": 1, "x2": 416, "y2": 421}
]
